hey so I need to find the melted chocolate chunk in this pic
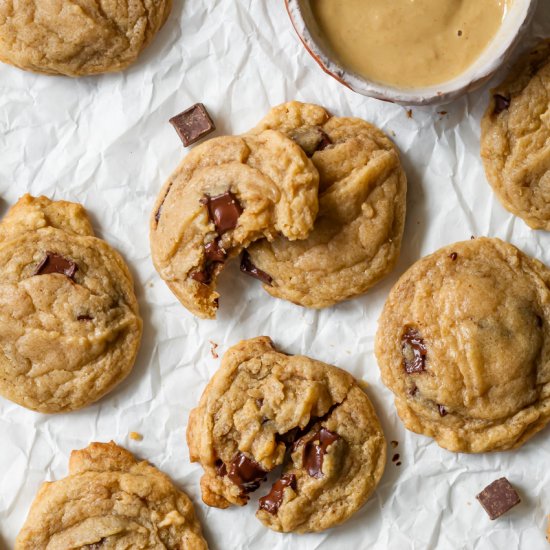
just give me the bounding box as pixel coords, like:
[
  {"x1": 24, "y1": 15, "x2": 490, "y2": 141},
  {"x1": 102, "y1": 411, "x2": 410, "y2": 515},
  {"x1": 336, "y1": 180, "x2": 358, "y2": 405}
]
[
  {"x1": 302, "y1": 428, "x2": 340, "y2": 479},
  {"x1": 204, "y1": 239, "x2": 226, "y2": 263},
  {"x1": 240, "y1": 251, "x2": 272, "y2": 285},
  {"x1": 536, "y1": 314, "x2": 544, "y2": 328},
  {"x1": 402, "y1": 327, "x2": 427, "y2": 374},
  {"x1": 189, "y1": 269, "x2": 211, "y2": 284},
  {"x1": 227, "y1": 452, "x2": 268, "y2": 494},
  {"x1": 169, "y1": 103, "x2": 215, "y2": 147},
  {"x1": 438, "y1": 404, "x2": 448, "y2": 417},
  {"x1": 476, "y1": 477, "x2": 521, "y2": 520},
  {"x1": 493, "y1": 94, "x2": 511, "y2": 115},
  {"x1": 201, "y1": 192, "x2": 243, "y2": 234},
  {"x1": 189, "y1": 239, "x2": 226, "y2": 285},
  {"x1": 316, "y1": 130, "x2": 332, "y2": 152},
  {"x1": 34, "y1": 252, "x2": 77, "y2": 280},
  {"x1": 290, "y1": 127, "x2": 333, "y2": 157},
  {"x1": 450, "y1": 252, "x2": 458, "y2": 261},
  {"x1": 215, "y1": 459, "x2": 227, "y2": 477},
  {"x1": 258, "y1": 474, "x2": 297, "y2": 515}
]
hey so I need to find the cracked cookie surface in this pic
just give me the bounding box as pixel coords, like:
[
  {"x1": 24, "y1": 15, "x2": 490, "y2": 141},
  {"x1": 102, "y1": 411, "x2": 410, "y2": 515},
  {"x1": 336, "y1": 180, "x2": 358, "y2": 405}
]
[
  {"x1": 187, "y1": 336, "x2": 386, "y2": 533},
  {"x1": 16, "y1": 441, "x2": 208, "y2": 550},
  {"x1": 0, "y1": 195, "x2": 142, "y2": 413},
  {"x1": 0, "y1": 0, "x2": 172, "y2": 76},
  {"x1": 150, "y1": 131, "x2": 319, "y2": 319},
  {"x1": 375, "y1": 237, "x2": 550, "y2": 453},
  {"x1": 245, "y1": 101, "x2": 407, "y2": 308},
  {"x1": 481, "y1": 40, "x2": 550, "y2": 230}
]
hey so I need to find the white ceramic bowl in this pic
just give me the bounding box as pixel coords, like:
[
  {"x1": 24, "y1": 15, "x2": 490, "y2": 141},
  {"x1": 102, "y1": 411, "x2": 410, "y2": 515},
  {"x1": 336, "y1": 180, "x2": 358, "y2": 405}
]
[{"x1": 285, "y1": 0, "x2": 538, "y2": 105}]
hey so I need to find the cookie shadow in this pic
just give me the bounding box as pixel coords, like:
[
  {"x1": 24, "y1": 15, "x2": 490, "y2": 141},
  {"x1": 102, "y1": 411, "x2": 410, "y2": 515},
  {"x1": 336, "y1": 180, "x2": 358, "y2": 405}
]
[
  {"x1": 396, "y1": 151, "x2": 429, "y2": 277},
  {"x1": 102, "y1": 262, "x2": 159, "y2": 409}
]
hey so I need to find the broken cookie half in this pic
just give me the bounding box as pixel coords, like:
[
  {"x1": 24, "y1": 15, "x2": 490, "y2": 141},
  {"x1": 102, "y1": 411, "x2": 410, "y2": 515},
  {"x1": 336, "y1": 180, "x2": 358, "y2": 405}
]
[
  {"x1": 150, "y1": 131, "x2": 319, "y2": 319},
  {"x1": 186, "y1": 336, "x2": 386, "y2": 533}
]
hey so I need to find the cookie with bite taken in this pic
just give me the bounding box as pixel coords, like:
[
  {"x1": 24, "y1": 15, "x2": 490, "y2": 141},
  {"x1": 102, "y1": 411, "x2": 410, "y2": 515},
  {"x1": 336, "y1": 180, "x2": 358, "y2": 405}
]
[{"x1": 187, "y1": 336, "x2": 386, "y2": 533}]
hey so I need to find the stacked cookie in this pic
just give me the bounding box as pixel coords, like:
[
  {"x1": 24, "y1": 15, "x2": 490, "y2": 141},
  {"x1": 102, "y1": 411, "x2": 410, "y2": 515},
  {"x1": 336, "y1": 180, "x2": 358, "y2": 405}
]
[{"x1": 151, "y1": 101, "x2": 407, "y2": 318}]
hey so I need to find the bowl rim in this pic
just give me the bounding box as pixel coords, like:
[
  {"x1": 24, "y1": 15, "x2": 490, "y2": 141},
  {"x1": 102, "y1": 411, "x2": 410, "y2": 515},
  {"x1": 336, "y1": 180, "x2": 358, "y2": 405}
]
[{"x1": 285, "y1": 0, "x2": 539, "y2": 106}]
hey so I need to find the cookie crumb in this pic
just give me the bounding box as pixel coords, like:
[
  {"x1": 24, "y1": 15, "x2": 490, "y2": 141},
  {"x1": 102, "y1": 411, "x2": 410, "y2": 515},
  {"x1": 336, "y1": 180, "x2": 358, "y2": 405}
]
[
  {"x1": 406, "y1": 109, "x2": 413, "y2": 119},
  {"x1": 438, "y1": 111, "x2": 448, "y2": 116},
  {"x1": 390, "y1": 440, "x2": 398, "y2": 448},
  {"x1": 209, "y1": 340, "x2": 219, "y2": 359},
  {"x1": 129, "y1": 432, "x2": 143, "y2": 441}
]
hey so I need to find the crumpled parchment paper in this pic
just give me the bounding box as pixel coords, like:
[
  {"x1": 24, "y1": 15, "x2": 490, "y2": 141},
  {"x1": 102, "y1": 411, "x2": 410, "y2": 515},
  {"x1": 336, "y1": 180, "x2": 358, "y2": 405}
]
[{"x1": 1, "y1": 1, "x2": 550, "y2": 549}]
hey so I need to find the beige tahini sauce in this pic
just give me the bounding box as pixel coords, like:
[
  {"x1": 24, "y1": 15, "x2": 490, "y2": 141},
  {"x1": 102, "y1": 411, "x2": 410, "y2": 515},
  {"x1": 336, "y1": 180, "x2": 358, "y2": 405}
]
[{"x1": 310, "y1": 0, "x2": 510, "y2": 88}]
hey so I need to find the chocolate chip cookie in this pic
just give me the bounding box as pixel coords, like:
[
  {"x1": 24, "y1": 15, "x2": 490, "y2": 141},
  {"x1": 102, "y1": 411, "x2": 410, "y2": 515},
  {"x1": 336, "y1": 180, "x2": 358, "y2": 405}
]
[
  {"x1": 481, "y1": 40, "x2": 550, "y2": 230},
  {"x1": 187, "y1": 336, "x2": 386, "y2": 533},
  {"x1": 245, "y1": 101, "x2": 407, "y2": 308},
  {"x1": 0, "y1": 195, "x2": 142, "y2": 413},
  {"x1": 16, "y1": 441, "x2": 208, "y2": 549},
  {"x1": 150, "y1": 131, "x2": 319, "y2": 319},
  {"x1": 0, "y1": 0, "x2": 172, "y2": 76},
  {"x1": 375, "y1": 237, "x2": 550, "y2": 453}
]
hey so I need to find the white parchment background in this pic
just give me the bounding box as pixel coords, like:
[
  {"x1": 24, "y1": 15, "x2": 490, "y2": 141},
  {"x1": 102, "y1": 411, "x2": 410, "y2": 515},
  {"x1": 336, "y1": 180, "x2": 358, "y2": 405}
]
[{"x1": 1, "y1": 1, "x2": 550, "y2": 548}]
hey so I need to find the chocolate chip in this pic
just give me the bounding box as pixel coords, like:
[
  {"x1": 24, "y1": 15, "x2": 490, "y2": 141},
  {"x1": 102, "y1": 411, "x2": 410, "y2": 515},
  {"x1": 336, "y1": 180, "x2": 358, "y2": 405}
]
[
  {"x1": 493, "y1": 94, "x2": 511, "y2": 115},
  {"x1": 258, "y1": 474, "x2": 297, "y2": 515},
  {"x1": 227, "y1": 452, "x2": 268, "y2": 495},
  {"x1": 457, "y1": 30, "x2": 463, "y2": 36},
  {"x1": 402, "y1": 327, "x2": 427, "y2": 374},
  {"x1": 438, "y1": 404, "x2": 448, "y2": 417},
  {"x1": 189, "y1": 269, "x2": 211, "y2": 284},
  {"x1": 215, "y1": 459, "x2": 227, "y2": 477},
  {"x1": 396, "y1": 461, "x2": 402, "y2": 466},
  {"x1": 169, "y1": 103, "x2": 215, "y2": 147},
  {"x1": 450, "y1": 252, "x2": 458, "y2": 261},
  {"x1": 240, "y1": 251, "x2": 272, "y2": 285},
  {"x1": 204, "y1": 239, "x2": 226, "y2": 263},
  {"x1": 536, "y1": 314, "x2": 544, "y2": 328},
  {"x1": 289, "y1": 127, "x2": 333, "y2": 157},
  {"x1": 392, "y1": 453, "x2": 400, "y2": 462},
  {"x1": 34, "y1": 252, "x2": 77, "y2": 280},
  {"x1": 476, "y1": 478, "x2": 521, "y2": 520},
  {"x1": 77, "y1": 314, "x2": 93, "y2": 321},
  {"x1": 302, "y1": 428, "x2": 340, "y2": 479},
  {"x1": 189, "y1": 239, "x2": 226, "y2": 285},
  {"x1": 317, "y1": 131, "x2": 332, "y2": 152},
  {"x1": 201, "y1": 192, "x2": 242, "y2": 235},
  {"x1": 409, "y1": 385, "x2": 419, "y2": 397}
]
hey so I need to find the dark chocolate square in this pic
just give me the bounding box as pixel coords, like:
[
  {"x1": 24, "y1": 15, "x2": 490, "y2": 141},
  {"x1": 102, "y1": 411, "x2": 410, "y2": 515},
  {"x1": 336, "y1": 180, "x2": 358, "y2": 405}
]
[
  {"x1": 476, "y1": 477, "x2": 521, "y2": 520},
  {"x1": 169, "y1": 103, "x2": 215, "y2": 146}
]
